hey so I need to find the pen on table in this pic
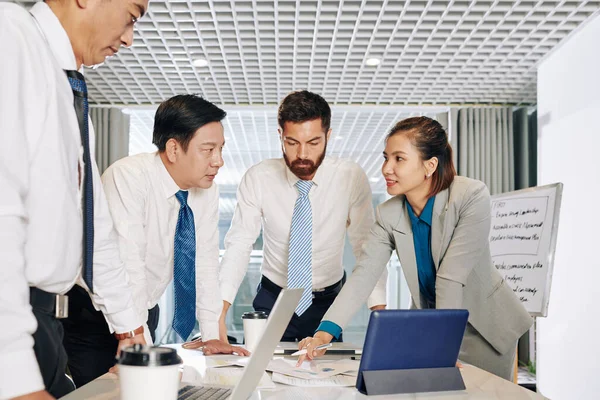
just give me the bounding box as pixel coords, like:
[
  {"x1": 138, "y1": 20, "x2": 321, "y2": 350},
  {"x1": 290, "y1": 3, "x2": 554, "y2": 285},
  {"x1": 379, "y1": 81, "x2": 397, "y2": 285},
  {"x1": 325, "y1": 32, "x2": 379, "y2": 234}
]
[{"x1": 291, "y1": 343, "x2": 333, "y2": 356}]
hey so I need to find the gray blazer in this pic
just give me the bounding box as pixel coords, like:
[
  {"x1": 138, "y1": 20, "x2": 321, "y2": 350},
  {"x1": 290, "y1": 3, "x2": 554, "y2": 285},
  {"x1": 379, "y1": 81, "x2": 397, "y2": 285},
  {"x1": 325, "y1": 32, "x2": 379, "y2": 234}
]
[{"x1": 323, "y1": 176, "x2": 533, "y2": 355}]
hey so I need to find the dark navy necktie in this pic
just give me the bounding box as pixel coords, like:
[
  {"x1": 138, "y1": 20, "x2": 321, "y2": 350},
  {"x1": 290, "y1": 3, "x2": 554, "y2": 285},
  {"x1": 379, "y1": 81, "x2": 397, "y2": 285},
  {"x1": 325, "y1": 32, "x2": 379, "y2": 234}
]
[
  {"x1": 65, "y1": 70, "x2": 94, "y2": 293},
  {"x1": 173, "y1": 190, "x2": 196, "y2": 341}
]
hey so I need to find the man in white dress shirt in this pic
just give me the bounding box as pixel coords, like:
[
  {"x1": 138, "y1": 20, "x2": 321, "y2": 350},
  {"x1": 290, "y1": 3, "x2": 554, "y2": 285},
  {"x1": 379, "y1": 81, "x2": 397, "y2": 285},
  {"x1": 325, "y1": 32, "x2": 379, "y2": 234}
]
[
  {"x1": 0, "y1": 0, "x2": 149, "y2": 399},
  {"x1": 214, "y1": 91, "x2": 388, "y2": 343},
  {"x1": 68, "y1": 95, "x2": 248, "y2": 385}
]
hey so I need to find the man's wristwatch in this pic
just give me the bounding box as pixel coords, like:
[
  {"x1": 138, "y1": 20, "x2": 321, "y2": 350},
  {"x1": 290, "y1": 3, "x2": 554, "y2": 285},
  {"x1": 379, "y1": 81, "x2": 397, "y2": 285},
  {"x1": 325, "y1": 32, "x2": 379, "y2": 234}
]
[{"x1": 114, "y1": 326, "x2": 144, "y2": 340}]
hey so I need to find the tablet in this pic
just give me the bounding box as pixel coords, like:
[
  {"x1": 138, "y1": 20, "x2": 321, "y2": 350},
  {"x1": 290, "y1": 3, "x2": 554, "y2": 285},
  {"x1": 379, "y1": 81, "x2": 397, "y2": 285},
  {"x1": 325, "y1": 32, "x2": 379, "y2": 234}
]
[{"x1": 356, "y1": 309, "x2": 469, "y2": 394}]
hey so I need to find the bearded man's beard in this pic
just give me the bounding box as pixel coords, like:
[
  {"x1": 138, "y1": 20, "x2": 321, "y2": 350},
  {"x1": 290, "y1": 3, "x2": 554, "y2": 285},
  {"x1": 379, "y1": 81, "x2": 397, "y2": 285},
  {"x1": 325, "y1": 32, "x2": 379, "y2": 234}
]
[{"x1": 283, "y1": 143, "x2": 327, "y2": 179}]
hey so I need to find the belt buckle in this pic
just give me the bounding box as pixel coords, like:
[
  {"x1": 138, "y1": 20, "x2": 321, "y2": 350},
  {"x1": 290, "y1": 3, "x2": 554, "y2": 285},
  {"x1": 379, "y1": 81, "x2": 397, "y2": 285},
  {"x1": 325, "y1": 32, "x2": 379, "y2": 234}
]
[{"x1": 55, "y1": 295, "x2": 69, "y2": 319}]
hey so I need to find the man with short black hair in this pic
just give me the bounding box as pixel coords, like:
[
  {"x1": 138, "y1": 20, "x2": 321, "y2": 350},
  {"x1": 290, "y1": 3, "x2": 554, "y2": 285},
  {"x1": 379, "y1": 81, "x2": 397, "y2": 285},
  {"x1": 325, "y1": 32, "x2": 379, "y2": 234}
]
[
  {"x1": 213, "y1": 90, "x2": 388, "y2": 343},
  {"x1": 62, "y1": 94, "x2": 249, "y2": 387}
]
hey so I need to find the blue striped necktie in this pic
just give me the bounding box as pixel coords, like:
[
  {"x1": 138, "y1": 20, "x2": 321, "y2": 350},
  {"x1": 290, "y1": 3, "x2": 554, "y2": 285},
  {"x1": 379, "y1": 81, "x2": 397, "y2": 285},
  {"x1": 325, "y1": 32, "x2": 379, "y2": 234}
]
[
  {"x1": 173, "y1": 190, "x2": 196, "y2": 341},
  {"x1": 287, "y1": 180, "x2": 314, "y2": 316},
  {"x1": 65, "y1": 70, "x2": 94, "y2": 293}
]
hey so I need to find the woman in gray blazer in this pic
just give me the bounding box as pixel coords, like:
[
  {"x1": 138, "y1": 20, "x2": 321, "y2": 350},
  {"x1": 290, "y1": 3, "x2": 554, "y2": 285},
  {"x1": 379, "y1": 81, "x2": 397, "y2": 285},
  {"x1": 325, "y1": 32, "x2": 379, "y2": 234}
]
[{"x1": 297, "y1": 116, "x2": 533, "y2": 380}]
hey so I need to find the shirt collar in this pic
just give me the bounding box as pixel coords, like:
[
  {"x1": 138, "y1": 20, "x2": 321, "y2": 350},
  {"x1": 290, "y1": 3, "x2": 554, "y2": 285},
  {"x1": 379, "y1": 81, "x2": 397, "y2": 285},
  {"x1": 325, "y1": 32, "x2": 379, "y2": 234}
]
[
  {"x1": 154, "y1": 153, "x2": 181, "y2": 199},
  {"x1": 406, "y1": 196, "x2": 435, "y2": 226},
  {"x1": 283, "y1": 157, "x2": 326, "y2": 188},
  {"x1": 30, "y1": 2, "x2": 78, "y2": 71}
]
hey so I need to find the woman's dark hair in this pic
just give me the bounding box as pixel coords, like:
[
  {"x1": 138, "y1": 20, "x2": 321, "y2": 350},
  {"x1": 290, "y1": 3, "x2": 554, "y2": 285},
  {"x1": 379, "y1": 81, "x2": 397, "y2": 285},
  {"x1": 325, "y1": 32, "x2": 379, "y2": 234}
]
[
  {"x1": 152, "y1": 94, "x2": 227, "y2": 152},
  {"x1": 277, "y1": 90, "x2": 331, "y2": 133},
  {"x1": 387, "y1": 116, "x2": 456, "y2": 198}
]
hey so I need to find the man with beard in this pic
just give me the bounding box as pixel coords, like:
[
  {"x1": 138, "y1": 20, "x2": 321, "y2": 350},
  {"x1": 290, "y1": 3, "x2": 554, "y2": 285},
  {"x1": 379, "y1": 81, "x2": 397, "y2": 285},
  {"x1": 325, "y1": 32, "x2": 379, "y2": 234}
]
[{"x1": 212, "y1": 90, "x2": 388, "y2": 342}]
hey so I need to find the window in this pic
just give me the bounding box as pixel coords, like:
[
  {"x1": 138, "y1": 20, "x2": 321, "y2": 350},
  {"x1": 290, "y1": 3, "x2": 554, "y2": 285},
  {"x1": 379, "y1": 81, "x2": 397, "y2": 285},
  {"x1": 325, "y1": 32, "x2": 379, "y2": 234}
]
[{"x1": 125, "y1": 108, "x2": 424, "y2": 345}]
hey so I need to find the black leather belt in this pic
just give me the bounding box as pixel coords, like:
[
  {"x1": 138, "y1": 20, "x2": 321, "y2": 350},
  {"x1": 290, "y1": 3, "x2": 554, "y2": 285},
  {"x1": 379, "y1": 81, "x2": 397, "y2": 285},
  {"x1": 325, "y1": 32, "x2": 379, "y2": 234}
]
[
  {"x1": 260, "y1": 272, "x2": 346, "y2": 299},
  {"x1": 29, "y1": 287, "x2": 69, "y2": 319}
]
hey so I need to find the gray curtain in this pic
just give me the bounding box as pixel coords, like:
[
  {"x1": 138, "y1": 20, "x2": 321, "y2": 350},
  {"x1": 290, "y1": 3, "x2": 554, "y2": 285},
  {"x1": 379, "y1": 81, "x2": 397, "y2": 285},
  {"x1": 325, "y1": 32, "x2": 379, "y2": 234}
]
[
  {"x1": 91, "y1": 108, "x2": 130, "y2": 174},
  {"x1": 450, "y1": 106, "x2": 537, "y2": 365},
  {"x1": 455, "y1": 108, "x2": 514, "y2": 195},
  {"x1": 449, "y1": 107, "x2": 536, "y2": 195}
]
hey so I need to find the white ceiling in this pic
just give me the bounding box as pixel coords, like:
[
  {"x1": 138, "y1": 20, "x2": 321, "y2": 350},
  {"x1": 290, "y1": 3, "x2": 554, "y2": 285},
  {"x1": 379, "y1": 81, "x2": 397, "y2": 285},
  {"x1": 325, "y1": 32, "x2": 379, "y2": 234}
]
[
  {"x1": 10, "y1": 0, "x2": 599, "y2": 218},
  {"x1": 13, "y1": 0, "x2": 600, "y2": 106}
]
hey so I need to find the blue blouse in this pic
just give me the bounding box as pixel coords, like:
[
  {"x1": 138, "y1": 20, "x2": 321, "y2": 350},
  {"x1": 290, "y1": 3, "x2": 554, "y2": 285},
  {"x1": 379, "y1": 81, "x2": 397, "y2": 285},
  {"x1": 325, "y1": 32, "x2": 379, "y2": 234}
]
[
  {"x1": 317, "y1": 196, "x2": 438, "y2": 339},
  {"x1": 406, "y1": 196, "x2": 437, "y2": 306}
]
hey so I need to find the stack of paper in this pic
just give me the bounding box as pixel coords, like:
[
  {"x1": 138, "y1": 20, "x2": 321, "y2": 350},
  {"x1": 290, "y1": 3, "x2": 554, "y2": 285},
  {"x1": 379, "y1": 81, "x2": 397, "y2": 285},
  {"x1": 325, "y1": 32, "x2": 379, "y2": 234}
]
[
  {"x1": 263, "y1": 358, "x2": 359, "y2": 387},
  {"x1": 168, "y1": 342, "x2": 359, "y2": 388},
  {"x1": 271, "y1": 373, "x2": 356, "y2": 387},
  {"x1": 274, "y1": 342, "x2": 362, "y2": 355}
]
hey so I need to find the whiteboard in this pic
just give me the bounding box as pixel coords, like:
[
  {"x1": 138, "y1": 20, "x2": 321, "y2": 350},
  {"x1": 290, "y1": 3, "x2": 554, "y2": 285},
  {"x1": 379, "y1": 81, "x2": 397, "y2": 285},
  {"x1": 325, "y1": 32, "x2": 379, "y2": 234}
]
[{"x1": 489, "y1": 183, "x2": 563, "y2": 317}]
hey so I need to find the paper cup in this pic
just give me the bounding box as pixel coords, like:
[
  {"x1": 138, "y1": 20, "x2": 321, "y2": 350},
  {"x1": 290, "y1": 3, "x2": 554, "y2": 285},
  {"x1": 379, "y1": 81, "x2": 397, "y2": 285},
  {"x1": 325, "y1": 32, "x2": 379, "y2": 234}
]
[
  {"x1": 117, "y1": 345, "x2": 182, "y2": 400},
  {"x1": 242, "y1": 311, "x2": 268, "y2": 352}
]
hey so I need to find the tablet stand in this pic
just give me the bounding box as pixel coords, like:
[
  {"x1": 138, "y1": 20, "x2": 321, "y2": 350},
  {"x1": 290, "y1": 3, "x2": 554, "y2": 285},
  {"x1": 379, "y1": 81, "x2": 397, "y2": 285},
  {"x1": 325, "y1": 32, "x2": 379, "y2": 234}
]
[{"x1": 361, "y1": 366, "x2": 465, "y2": 395}]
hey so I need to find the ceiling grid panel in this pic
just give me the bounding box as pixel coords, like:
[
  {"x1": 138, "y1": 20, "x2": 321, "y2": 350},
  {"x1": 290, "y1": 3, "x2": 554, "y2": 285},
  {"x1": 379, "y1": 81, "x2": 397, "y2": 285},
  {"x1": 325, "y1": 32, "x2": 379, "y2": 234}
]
[{"x1": 10, "y1": 0, "x2": 600, "y2": 105}]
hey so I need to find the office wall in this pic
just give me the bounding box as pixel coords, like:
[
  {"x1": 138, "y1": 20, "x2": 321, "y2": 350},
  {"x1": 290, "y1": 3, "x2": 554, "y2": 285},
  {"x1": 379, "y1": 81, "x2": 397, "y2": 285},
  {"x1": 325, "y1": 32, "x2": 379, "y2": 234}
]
[{"x1": 536, "y1": 14, "x2": 600, "y2": 400}]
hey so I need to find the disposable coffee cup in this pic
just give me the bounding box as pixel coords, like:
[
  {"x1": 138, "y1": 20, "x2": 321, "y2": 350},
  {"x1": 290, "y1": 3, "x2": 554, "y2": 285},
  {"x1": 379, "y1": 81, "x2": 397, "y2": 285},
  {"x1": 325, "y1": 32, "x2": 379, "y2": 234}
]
[
  {"x1": 117, "y1": 344, "x2": 182, "y2": 400},
  {"x1": 242, "y1": 311, "x2": 268, "y2": 352}
]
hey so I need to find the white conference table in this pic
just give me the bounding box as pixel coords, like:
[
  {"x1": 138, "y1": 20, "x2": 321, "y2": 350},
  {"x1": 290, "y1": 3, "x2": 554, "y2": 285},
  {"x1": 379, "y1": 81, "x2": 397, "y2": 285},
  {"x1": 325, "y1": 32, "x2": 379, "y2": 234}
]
[{"x1": 61, "y1": 343, "x2": 546, "y2": 400}]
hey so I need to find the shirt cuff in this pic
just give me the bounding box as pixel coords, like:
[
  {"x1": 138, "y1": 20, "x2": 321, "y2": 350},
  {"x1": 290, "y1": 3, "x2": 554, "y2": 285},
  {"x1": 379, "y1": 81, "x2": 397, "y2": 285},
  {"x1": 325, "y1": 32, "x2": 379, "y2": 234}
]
[
  {"x1": 316, "y1": 321, "x2": 342, "y2": 340},
  {"x1": 200, "y1": 320, "x2": 219, "y2": 341},
  {"x1": 0, "y1": 348, "x2": 44, "y2": 399},
  {"x1": 103, "y1": 307, "x2": 143, "y2": 335},
  {"x1": 220, "y1": 283, "x2": 238, "y2": 306}
]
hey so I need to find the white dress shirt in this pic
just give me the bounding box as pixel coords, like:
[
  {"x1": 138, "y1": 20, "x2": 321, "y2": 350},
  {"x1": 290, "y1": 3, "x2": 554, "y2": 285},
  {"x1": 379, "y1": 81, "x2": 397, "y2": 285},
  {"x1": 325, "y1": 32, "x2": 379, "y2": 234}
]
[
  {"x1": 0, "y1": 3, "x2": 141, "y2": 399},
  {"x1": 102, "y1": 153, "x2": 221, "y2": 343},
  {"x1": 220, "y1": 157, "x2": 388, "y2": 308}
]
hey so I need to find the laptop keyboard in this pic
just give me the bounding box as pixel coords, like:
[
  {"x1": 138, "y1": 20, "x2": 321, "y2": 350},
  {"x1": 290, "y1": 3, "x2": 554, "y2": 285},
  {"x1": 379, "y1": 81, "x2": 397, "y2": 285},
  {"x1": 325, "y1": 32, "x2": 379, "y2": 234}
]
[{"x1": 178, "y1": 385, "x2": 232, "y2": 400}]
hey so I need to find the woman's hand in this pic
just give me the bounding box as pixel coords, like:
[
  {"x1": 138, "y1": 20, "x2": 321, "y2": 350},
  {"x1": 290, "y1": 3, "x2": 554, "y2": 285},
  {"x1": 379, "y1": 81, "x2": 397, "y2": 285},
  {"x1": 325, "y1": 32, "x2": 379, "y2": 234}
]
[{"x1": 295, "y1": 331, "x2": 334, "y2": 366}]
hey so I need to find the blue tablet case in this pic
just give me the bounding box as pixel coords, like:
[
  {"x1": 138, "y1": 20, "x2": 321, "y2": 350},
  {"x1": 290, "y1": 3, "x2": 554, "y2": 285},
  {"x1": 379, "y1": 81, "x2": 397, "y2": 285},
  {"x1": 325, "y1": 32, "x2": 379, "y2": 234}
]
[{"x1": 356, "y1": 309, "x2": 469, "y2": 395}]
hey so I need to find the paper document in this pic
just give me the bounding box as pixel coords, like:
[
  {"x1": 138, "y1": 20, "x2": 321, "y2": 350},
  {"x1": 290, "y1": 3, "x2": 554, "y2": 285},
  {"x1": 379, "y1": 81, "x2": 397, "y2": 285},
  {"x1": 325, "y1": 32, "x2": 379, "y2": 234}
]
[
  {"x1": 265, "y1": 358, "x2": 359, "y2": 380},
  {"x1": 162, "y1": 344, "x2": 246, "y2": 369},
  {"x1": 203, "y1": 355, "x2": 247, "y2": 368},
  {"x1": 274, "y1": 342, "x2": 362, "y2": 355},
  {"x1": 327, "y1": 359, "x2": 360, "y2": 377},
  {"x1": 185, "y1": 367, "x2": 275, "y2": 390},
  {"x1": 272, "y1": 372, "x2": 356, "y2": 387}
]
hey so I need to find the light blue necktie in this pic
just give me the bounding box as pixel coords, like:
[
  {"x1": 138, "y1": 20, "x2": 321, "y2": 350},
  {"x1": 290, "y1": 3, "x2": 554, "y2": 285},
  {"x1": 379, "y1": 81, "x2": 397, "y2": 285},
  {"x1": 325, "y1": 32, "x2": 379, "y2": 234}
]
[
  {"x1": 287, "y1": 180, "x2": 314, "y2": 316},
  {"x1": 173, "y1": 190, "x2": 196, "y2": 341}
]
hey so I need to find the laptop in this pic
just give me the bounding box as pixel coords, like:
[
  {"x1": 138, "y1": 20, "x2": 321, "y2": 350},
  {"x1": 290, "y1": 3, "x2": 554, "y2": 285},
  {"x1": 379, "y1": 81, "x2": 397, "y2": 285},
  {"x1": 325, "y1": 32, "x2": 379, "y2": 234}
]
[
  {"x1": 178, "y1": 288, "x2": 303, "y2": 400},
  {"x1": 356, "y1": 309, "x2": 469, "y2": 394}
]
